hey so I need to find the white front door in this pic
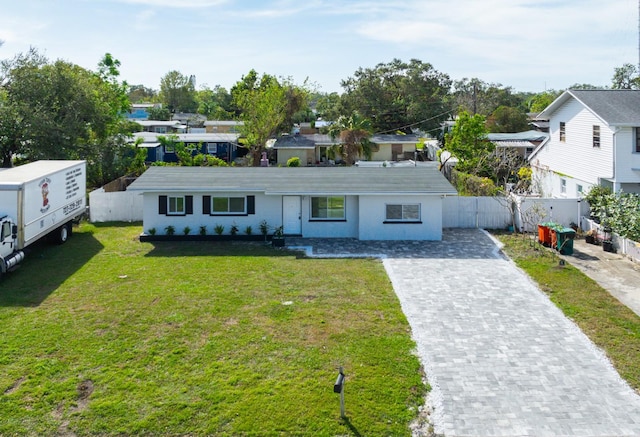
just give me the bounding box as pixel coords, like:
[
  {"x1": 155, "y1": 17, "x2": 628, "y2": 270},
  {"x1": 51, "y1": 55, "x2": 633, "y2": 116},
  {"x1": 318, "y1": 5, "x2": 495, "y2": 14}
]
[{"x1": 282, "y1": 196, "x2": 301, "y2": 235}]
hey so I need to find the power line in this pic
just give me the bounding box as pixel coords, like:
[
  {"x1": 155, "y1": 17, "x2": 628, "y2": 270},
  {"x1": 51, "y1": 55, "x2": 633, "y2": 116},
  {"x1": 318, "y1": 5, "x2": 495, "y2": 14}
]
[{"x1": 374, "y1": 109, "x2": 455, "y2": 135}]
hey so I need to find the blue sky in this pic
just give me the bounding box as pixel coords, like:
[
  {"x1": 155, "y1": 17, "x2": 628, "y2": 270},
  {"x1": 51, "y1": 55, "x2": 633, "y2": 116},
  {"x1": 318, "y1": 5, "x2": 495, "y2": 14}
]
[{"x1": 1, "y1": 0, "x2": 638, "y2": 94}]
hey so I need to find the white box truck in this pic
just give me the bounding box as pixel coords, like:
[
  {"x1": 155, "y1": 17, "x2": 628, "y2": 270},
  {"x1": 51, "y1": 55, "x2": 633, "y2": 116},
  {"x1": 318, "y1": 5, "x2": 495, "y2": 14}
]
[{"x1": 0, "y1": 160, "x2": 86, "y2": 276}]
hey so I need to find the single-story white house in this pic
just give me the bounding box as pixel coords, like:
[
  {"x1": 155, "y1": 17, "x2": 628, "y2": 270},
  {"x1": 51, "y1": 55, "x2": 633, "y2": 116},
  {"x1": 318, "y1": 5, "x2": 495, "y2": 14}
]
[{"x1": 126, "y1": 164, "x2": 458, "y2": 240}]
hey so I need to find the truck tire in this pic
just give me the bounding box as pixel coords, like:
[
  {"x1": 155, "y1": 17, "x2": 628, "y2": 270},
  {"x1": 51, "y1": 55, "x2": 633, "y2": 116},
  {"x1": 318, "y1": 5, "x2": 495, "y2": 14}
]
[{"x1": 56, "y1": 223, "x2": 71, "y2": 245}]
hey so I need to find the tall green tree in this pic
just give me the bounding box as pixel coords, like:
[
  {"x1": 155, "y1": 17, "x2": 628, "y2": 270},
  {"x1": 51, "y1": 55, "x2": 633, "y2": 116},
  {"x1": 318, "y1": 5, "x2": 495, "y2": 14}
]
[
  {"x1": 612, "y1": 63, "x2": 640, "y2": 89},
  {"x1": 0, "y1": 49, "x2": 137, "y2": 185},
  {"x1": 327, "y1": 112, "x2": 374, "y2": 165},
  {"x1": 315, "y1": 92, "x2": 344, "y2": 122},
  {"x1": 449, "y1": 78, "x2": 524, "y2": 116},
  {"x1": 232, "y1": 70, "x2": 309, "y2": 165},
  {"x1": 196, "y1": 85, "x2": 233, "y2": 119},
  {"x1": 486, "y1": 105, "x2": 529, "y2": 133},
  {"x1": 159, "y1": 70, "x2": 197, "y2": 113},
  {"x1": 527, "y1": 91, "x2": 560, "y2": 113},
  {"x1": 340, "y1": 58, "x2": 451, "y2": 134},
  {"x1": 128, "y1": 84, "x2": 157, "y2": 103},
  {"x1": 443, "y1": 111, "x2": 494, "y2": 174}
]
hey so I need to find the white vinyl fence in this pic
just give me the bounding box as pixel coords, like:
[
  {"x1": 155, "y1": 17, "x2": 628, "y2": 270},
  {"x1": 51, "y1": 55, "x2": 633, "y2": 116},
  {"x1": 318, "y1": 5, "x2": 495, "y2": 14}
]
[
  {"x1": 443, "y1": 195, "x2": 589, "y2": 231},
  {"x1": 89, "y1": 188, "x2": 143, "y2": 222}
]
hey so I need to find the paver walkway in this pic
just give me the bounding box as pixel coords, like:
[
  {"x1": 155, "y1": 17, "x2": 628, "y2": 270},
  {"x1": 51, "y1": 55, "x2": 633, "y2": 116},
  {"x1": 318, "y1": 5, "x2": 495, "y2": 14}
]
[{"x1": 288, "y1": 229, "x2": 640, "y2": 437}]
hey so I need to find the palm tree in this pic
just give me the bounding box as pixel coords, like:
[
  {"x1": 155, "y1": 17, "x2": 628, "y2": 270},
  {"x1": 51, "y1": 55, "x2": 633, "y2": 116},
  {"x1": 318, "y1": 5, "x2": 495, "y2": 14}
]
[{"x1": 327, "y1": 112, "x2": 374, "y2": 165}]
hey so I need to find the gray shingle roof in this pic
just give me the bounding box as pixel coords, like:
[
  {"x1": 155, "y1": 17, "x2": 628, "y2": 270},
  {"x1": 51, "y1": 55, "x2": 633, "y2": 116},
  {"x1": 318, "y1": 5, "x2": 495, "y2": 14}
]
[
  {"x1": 540, "y1": 90, "x2": 640, "y2": 126},
  {"x1": 127, "y1": 164, "x2": 457, "y2": 196}
]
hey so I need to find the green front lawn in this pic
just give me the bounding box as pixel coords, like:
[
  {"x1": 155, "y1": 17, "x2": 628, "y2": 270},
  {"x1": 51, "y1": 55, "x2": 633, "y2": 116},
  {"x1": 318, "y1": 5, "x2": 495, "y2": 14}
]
[{"x1": 0, "y1": 223, "x2": 426, "y2": 436}]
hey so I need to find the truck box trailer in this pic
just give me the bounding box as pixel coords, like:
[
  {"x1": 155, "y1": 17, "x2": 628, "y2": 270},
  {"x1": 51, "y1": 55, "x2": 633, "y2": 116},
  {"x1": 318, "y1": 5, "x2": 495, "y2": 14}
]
[{"x1": 0, "y1": 160, "x2": 86, "y2": 276}]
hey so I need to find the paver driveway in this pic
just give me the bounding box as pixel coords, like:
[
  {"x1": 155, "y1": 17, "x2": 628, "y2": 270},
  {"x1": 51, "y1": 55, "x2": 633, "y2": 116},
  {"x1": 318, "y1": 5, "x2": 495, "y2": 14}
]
[{"x1": 288, "y1": 229, "x2": 640, "y2": 436}]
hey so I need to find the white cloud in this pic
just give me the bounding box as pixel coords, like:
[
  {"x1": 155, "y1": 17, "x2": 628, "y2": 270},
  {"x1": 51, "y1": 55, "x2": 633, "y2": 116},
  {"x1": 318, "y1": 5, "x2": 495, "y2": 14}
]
[{"x1": 134, "y1": 9, "x2": 157, "y2": 31}]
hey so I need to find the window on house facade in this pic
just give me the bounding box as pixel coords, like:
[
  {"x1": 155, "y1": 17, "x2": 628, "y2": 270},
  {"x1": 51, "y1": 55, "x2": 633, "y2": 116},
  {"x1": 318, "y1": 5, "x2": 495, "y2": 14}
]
[
  {"x1": 593, "y1": 125, "x2": 600, "y2": 148},
  {"x1": 212, "y1": 197, "x2": 245, "y2": 214},
  {"x1": 560, "y1": 178, "x2": 567, "y2": 194},
  {"x1": 154, "y1": 126, "x2": 167, "y2": 133},
  {"x1": 158, "y1": 195, "x2": 193, "y2": 216},
  {"x1": 385, "y1": 204, "x2": 421, "y2": 222},
  {"x1": 207, "y1": 143, "x2": 218, "y2": 154},
  {"x1": 636, "y1": 128, "x2": 640, "y2": 153},
  {"x1": 577, "y1": 184, "x2": 583, "y2": 196},
  {"x1": 202, "y1": 195, "x2": 254, "y2": 215},
  {"x1": 559, "y1": 122, "x2": 566, "y2": 142},
  {"x1": 311, "y1": 196, "x2": 345, "y2": 220}
]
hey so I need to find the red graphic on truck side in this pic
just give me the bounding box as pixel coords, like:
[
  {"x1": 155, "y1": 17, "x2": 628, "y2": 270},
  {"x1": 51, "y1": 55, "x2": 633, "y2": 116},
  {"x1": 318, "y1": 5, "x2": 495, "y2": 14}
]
[{"x1": 39, "y1": 177, "x2": 51, "y2": 213}]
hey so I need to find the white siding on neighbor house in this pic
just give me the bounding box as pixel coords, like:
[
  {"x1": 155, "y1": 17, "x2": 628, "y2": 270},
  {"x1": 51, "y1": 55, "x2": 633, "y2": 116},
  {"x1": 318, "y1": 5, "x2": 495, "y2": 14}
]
[
  {"x1": 534, "y1": 98, "x2": 614, "y2": 189},
  {"x1": 358, "y1": 195, "x2": 442, "y2": 240},
  {"x1": 614, "y1": 126, "x2": 640, "y2": 185},
  {"x1": 141, "y1": 192, "x2": 279, "y2": 235},
  {"x1": 532, "y1": 168, "x2": 594, "y2": 199}
]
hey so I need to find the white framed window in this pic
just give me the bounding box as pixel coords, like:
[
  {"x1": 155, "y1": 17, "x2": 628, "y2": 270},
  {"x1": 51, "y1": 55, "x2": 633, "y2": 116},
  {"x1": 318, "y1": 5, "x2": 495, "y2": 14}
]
[
  {"x1": 207, "y1": 143, "x2": 218, "y2": 154},
  {"x1": 311, "y1": 196, "x2": 345, "y2": 220},
  {"x1": 154, "y1": 126, "x2": 167, "y2": 133},
  {"x1": 212, "y1": 196, "x2": 245, "y2": 214},
  {"x1": 635, "y1": 128, "x2": 640, "y2": 153},
  {"x1": 559, "y1": 122, "x2": 566, "y2": 142},
  {"x1": 385, "y1": 204, "x2": 420, "y2": 222},
  {"x1": 560, "y1": 178, "x2": 567, "y2": 194},
  {"x1": 577, "y1": 184, "x2": 584, "y2": 196},
  {"x1": 168, "y1": 196, "x2": 185, "y2": 215}
]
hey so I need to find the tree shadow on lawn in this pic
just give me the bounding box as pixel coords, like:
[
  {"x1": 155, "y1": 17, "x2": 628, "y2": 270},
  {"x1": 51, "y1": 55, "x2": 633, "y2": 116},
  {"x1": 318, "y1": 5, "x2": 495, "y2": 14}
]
[{"x1": 0, "y1": 231, "x2": 103, "y2": 307}]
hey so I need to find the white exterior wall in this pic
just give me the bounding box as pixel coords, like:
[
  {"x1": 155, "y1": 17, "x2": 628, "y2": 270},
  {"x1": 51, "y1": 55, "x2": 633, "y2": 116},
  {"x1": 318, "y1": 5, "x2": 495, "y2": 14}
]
[
  {"x1": 299, "y1": 195, "x2": 359, "y2": 238},
  {"x1": 532, "y1": 98, "x2": 614, "y2": 197},
  {"x1": 358, "y1": 195, "x2": 442, "y2": 240},
  {"x1": 531, "y1": 167, "x2": 594, "y2": 199},
  {"x1": 614, "y1": 127, "x2": 640, "y2": 187},
  {"x1": 141, "y1": 192, "x2": 281, "y2": 236}
]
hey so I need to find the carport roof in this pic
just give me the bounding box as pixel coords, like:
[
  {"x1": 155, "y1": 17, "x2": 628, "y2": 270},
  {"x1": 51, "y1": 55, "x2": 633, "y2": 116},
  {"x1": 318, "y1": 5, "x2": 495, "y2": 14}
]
[{"x1": 127, "y1": 164, "x2": 458, "y2": 196}]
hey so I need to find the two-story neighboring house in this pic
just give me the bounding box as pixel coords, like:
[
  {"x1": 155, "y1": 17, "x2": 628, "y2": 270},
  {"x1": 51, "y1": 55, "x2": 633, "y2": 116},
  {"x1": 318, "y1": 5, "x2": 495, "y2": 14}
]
[{"x1": 529, "y1": 90, "x2": 640, "y2": 197}]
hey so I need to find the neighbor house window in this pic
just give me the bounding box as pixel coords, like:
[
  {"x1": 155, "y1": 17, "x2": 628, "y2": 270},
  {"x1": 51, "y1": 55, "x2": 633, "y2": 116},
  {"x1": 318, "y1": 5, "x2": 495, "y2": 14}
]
[
  {"x1": 577, "y1": 184, "x2": 584, "y2": 196},
  {"x1": 559, "y1": 122, "x2": 566, "y2": 142},
  {"x1": 154, "y1": 126, "x2": 167, "y2": 133},
  {"x1": 207, "y1": 143, "x2": 218, "y2": 154},
  {"x1": 593, "y1": 125, "x2": 600, "y2": 148},
  {"x1": 560, "y1": 178, "x2": 567, "y2": 194},
  {"x1": 636, "y1": 128, "x2": 640, "y2": 153},
  {"x1": 158, "y1": 195, "x2": 193, "y2": 216},
  {"x1": 311, "y1": 196, "x2": 345, "y2": 220},
  {"x1": 385, "y1": 204, "x2": 421, "y2": 222}
]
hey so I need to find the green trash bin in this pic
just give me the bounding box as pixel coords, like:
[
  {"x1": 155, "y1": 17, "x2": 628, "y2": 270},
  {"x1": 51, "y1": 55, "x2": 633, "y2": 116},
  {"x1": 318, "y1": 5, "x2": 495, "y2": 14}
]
[{"x1": 556, "y1": 227, "x2": 576, "y2": 255}]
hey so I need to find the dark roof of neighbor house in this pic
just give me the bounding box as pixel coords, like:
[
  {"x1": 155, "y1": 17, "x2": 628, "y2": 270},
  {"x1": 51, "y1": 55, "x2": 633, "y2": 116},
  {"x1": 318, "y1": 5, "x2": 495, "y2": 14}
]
[
  {"x1": 127, "y1": 164, "x2": 457, "y2": 196},
  {"x1": 270, "y1": 134, "x2": 317, "y2": 149},
  {"x1": 538, "y1": 90, "x2": 640, "y2": 126}
]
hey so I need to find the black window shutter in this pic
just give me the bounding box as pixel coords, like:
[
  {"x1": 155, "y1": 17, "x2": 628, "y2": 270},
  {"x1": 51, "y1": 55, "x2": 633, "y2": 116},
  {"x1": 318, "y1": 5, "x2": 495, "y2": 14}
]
[
  {"x1": 202, "y1": 196, "x2": 211, "y2": 214},
  {"x1": 247, "y1": 195, "x2": 255, "y2": 214},
  {"x1": 186, "y1": 196, "x2": 193, "y2": 215},
  {"x1": 159, "y1": 195, "x2": 167, "y2": 215}
]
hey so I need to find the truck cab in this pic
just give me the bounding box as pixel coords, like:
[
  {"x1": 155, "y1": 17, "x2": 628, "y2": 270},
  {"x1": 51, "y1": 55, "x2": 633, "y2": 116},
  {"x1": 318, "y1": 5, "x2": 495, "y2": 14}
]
[{"x1": 0, "y1": 216, "x2": 23, "y2": 274}]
